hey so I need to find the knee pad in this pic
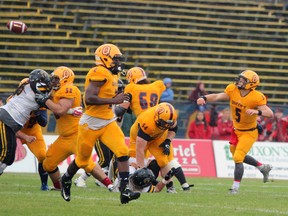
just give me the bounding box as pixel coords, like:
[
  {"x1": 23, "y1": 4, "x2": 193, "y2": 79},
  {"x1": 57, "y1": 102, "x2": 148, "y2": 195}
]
[
  {"x1": 117, "y1": 155, "x2": 129, "y2": 162},
  {"x1": 48, "y1": 167, "x2": 59, "y2": 174},
  {"x1": 43, "y1": 160, "x2": 57, "y2": 173},
  {"x1": 168, "y1": 159, "x2": 181, "y2": 169}
]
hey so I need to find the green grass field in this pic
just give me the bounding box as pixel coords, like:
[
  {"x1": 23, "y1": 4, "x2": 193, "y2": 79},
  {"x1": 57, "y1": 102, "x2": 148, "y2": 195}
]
[{"x1": 0, "y1": 173, "x2": 287, "y2": 216}]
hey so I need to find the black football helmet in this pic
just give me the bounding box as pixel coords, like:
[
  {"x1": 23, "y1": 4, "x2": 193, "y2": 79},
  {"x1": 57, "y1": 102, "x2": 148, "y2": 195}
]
[
  {"x1": 29, "y1": 69, "x2": 52, "y2": 94},
  {"x1": 130, "y1": 168, "x2": 155, "y2": 188}
]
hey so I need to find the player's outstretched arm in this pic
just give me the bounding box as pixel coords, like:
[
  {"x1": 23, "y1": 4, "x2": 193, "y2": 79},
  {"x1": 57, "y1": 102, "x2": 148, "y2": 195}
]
[{"x1": 197, "y1": 92, "x2": 229, "y2": 105}]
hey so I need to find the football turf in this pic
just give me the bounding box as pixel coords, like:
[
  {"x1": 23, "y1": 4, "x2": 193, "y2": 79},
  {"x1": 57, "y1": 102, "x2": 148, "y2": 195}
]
[{"x1": 0, "y1": 173, "x2": 287, "y2": 216}]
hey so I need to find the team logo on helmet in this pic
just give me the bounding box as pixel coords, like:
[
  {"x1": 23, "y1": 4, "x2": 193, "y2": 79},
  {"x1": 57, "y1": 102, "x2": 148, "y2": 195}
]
[
  {"x1": 95, "y1": 44, "x2": 123, "y2": 75},
  {"x1": 126, "y1": 67, "x2": 147, "y2": 84},
  {"x1": 130, "y1": 168, "x2": 155, "y2": 188},
  {"x1": 235, "y1": 70, "x2": 260, "y2": 90},
  {"x1": 51, "y1": 66, "x2": 74, "y2": 90},
  {"x1": 154, "y1": 103, "x2": 177, "y2": 130}
]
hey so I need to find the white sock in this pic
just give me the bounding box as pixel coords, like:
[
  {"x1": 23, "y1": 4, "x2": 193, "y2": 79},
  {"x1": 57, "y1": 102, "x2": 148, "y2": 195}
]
[
  {"x1": 80, "y1": 172, "x2": 90, "y2": 180},
  {"x1": 182, "y1": 183, "x2": 189, "y2": 188},
  {"x1": 232, "y1": 181, "x2": 240, "y2": 190}
]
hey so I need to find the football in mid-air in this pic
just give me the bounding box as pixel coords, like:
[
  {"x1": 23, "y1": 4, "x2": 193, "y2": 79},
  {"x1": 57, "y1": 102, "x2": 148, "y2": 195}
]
[{"x1": 7, "y1": 20, "x2": 28, "y2": 34}]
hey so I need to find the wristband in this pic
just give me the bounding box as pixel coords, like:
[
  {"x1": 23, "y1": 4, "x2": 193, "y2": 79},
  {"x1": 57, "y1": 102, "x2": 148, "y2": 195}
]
[
  {"x1": 161, "y1": 178, "x2": 169, "y2": 185},
  {"x1": 200, "y1": 95, "x2": 207, "y2": 101},
  {"x1": 258, "y1": 110, "x2": 262, "y2": 116},
  {"x1": 67, "y1": 108, "x2": 73, "y2": 114}
]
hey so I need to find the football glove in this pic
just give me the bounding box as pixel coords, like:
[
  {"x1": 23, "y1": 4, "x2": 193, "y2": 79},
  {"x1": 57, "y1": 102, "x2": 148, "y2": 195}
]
[
  {"x1": 159, "y1": 139, "x2": 171, "y2": 155},
  {"x1": 124, "y1": 93, "x2": 132, "y2": 103},
  {"x1": 35, "y1": 92, "x2": 50, "y2": 108},
  {"x1": 67, "y1": 106, "x2": 83, "y2": 117}
]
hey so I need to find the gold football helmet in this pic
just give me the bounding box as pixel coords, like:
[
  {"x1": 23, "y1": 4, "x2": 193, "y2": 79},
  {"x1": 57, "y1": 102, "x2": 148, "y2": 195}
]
[
  {"x1": 126, "y1": 67, "x2": 147, "y2": 84},
  {"x1": 154, "y1": 102, "x2": 177, "y2": 130},
  {"x1": 95, "y1": 43, "x2": 123, "y2": 74},
  {"x1": 236, "y1": 70, "x2": 260, "y2": 90},
  {"x1": 51, "y1": 66, "x2": 74, "y2": 90}
]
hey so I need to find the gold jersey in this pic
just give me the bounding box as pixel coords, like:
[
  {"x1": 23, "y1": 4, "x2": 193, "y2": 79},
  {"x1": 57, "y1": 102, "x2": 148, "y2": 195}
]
[
  {"x1": 84, "y1": 66, "x2": 118, "y2": 119},
  {"x1": 52, "y1": 84, "x2": 82, "y2": 136},
  {"x1": 225, "y1": 84, "x2": 266, "y2": 130},
  {"x1": 125, "y1": 80, "x2": 165, "y2": 117},
  {"x1": 133, "y1": 105, "x2": 168, "y2": 140}
]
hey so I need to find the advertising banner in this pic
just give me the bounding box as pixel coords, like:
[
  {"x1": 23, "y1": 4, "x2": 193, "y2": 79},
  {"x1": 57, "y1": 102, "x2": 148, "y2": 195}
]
[
  {"x1": 172, "y1": 139, "x2": 216, "y2": 177},
  {"x1": 7, "y1": 135, "x2": 287, "y2": 180},
  {"x1": 213, "y1": 140, "x2": 288, "y2": 180}
]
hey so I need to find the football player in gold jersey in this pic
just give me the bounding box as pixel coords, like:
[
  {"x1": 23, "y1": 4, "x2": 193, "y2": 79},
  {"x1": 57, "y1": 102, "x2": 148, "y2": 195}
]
[
  {"x1": 60, "y1": 44, "x2": 140, "y2": 204},
  {"x1": 114, "y1": 67, "x2": 165, "y2": 170},
  {"x1": 74, "y1": 79, "x2": 125, "y2": 188},
  {"x1": 39, "y1": 66, "x2": 113, "y2": 191},
  {"x1": 115, "y1": 66, "x2": 165, "y2": 117},
  {"x1": 197, "y1": 70, "x2": 273, "y2": 194},
  {"x1": 116, "y1": 69, "x2": 190, "y2": 192},
  {"x1": 130, "y1": 102, "x2": 191, "y2": 191}
]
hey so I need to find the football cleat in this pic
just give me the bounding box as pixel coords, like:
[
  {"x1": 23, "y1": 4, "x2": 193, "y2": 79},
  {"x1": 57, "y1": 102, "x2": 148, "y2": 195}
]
[
  {"x1": 41, "y1": 184, "x2": 50, "y2": 191},
  {"x1": 120, "y1": 187, "x2": 141, "y2": 204},
  {"x1": 61, "y1": 175, "x2": 72, "y2": 202},
  {"x1": 260, "y1": 164, "x2": 272, "y2": 183},
  {"x1": 167, "y1": 186, "x2": 177, "y2": 193},
  {"x1": 229, "y1": 188, "x2": 239, "y2": 194},
  {"x1": 182, "y1": 184, "x2": 194, "y2": 191},
  {"x1": 74, "y1": 177, "x2": 87, "y2": 188},
  {"x1": 107, "y1": 184, "x2": 115, "y2": 192}
]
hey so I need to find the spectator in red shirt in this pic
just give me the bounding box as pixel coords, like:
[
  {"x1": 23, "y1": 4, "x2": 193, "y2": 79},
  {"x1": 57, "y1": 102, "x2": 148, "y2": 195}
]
[
  {"x1": 188, "y1": 111, "x2": 211, "y2": 139},
  {"x1": 270, "y1": 108, "x2": 287, "y2": 142},
  {"x1": 216, "y1": 108, "x2": 233, "y2": 140},
  {"x1": 280, "y1": 115, "x2": 288, "y2": 142}
]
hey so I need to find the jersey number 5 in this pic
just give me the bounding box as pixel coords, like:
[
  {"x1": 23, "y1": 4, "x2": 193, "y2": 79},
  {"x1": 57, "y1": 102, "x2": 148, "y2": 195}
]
[{"x1": 235, "y1": 108, "x2": 241, "y2": 122}]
